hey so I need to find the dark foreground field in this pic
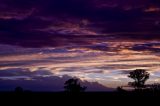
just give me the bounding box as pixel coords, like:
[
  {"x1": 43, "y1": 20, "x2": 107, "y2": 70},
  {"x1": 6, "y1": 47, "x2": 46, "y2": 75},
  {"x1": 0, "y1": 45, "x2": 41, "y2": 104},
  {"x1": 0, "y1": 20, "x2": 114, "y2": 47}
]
[{"x1": 0, "y1": 91, "x2": 159, "y2": 105}]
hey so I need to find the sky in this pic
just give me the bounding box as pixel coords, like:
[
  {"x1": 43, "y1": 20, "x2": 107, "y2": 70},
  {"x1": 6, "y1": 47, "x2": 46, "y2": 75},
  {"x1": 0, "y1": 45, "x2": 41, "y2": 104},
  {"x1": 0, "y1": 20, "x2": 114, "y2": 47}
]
[{"x1": 0, "y1": 0, "x2": 160, "y2": 91}]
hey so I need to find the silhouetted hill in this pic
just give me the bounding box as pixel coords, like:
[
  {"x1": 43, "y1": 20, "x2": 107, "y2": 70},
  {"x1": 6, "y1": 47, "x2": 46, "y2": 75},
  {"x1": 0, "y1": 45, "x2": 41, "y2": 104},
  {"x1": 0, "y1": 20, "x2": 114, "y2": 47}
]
[
  {"x1": 0, "y1": 69, "x2": 113, "y2": 91},
  {"x1": 79, "y1": 80, "x2": 114, "y2": 91}
]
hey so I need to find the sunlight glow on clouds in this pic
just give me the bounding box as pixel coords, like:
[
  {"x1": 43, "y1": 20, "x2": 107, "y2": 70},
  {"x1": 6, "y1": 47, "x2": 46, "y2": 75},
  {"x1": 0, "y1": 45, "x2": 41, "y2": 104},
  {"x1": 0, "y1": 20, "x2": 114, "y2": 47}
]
[{"x1": 0, "y1": 40, "x2": 160, "y2": 88}]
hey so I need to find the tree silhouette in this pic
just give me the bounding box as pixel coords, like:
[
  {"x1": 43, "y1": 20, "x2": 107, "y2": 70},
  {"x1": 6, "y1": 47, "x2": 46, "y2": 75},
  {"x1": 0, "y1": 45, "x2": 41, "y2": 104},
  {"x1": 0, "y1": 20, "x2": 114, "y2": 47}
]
[
  {"x1": 150, "y1": 83, "x2": 160, "y2": 92},
  {"x1": 128, "y1": 69, "x2": 150, "y2": 89},
  {"x1": 117, "y1": 86, "x2": 126, "y2": 92},
  {"x1": 64, "y1": 78, "x2": 87, "y2": 93},
  {"x1": 14, "y1": 86, "x2": 23, "y2": 93}
]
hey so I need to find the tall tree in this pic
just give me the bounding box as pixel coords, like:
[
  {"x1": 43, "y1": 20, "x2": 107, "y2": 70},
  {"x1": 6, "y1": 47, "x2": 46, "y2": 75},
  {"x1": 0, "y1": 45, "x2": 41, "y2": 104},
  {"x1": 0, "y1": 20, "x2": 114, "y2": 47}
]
[
  {"x1": 128, "y1": 69, "x2": 150, "y2": 89},
  {"x1": 64, "y1": 78, "x2": 86, "y2": 93}
]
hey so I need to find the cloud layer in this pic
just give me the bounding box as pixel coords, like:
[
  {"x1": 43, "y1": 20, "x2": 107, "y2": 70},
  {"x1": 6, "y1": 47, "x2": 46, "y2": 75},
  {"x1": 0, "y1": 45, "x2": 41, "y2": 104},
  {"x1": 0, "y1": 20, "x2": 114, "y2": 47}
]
[
  {"x1": 0, "y1": 42, "x2": 160, "y2": 88},
  {"x1": 0, "y1": 0, "x2": 160, "y2": 47},
  {"x1": 0, "y1": 0, "x2": 160, "y2": 90}
]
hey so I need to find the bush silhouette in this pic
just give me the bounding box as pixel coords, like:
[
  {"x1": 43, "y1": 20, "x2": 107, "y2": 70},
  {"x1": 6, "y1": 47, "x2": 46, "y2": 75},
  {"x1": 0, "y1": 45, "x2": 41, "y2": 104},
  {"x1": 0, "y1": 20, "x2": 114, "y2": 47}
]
[
  {"x1": 64, "y1": 78, "x2": 87, "y2": 93},
  {"x1": 128, "y1": 69, "x2": 150, "y2": 89},
  {"x1": 117, "y1": 86, "x2": 126, "y2": 92},
  {"x1": 14, "y1": 86, "x2": 23, "y2": 93},
  {"x1": 149, "y1": 83, "x2": 160, "y2": 92}
]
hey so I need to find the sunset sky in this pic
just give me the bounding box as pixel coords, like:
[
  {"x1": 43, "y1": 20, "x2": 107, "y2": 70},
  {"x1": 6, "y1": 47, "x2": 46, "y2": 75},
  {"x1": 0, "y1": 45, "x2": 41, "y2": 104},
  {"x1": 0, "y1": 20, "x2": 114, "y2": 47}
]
[{"x1": 0, "y1": 0, "x2": 160, "y2": 91}]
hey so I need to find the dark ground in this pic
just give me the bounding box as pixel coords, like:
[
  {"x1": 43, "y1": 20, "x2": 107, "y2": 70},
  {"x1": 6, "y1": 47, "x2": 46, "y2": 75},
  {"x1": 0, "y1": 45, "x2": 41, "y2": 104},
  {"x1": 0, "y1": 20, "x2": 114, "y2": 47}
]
[{"x1": 0, "y1": 91, "x2": 159, "y2": 105}]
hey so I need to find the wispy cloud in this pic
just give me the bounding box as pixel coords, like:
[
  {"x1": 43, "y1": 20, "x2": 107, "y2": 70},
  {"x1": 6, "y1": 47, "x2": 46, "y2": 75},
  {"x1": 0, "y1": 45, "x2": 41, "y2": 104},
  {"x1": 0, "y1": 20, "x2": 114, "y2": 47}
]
[
  {"x1": 0, "y1": 41, "x2": 160, "y2": 88},
  {"x1": 0, "y1": 0, "x2": 160, "y2": 90}
]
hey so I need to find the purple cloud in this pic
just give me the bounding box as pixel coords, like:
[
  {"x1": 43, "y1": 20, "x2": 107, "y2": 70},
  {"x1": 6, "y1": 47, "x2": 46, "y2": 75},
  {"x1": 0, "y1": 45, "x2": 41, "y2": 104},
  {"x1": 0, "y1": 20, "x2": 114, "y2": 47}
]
[{"x1": 0, "y1": 0, "x2": 159, "y2": 48}]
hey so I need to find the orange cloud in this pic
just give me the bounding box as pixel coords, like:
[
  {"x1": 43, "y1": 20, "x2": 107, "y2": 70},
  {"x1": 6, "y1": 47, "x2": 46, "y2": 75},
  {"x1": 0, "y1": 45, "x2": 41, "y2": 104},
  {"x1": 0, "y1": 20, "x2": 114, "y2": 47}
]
[{"x1": 144, "y1": 7, "x2": 160, "y2": 12}]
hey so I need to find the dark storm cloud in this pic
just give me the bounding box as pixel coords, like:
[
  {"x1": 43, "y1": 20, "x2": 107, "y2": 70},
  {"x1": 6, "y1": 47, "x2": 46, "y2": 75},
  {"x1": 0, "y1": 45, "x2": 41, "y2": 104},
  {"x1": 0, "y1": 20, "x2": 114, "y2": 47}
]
[
  {"x1": 0, "y1": 0, "x2": 90, "y2": 16},
  {"x1": 85, "y1": 43, "x2": 109, "y2": 51},
  {"x1": 0, "y1": 0, "x2": 160, "y2": 48},
  {"x1": 0, "y1": 0, "x2": 159, "y2": 18},
  {"x1": 0, "y1": 17, "x2": 97, "y2": 47},
  {"x1": 132, "y1": 42, "x2": 160, "y2": 53}
]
